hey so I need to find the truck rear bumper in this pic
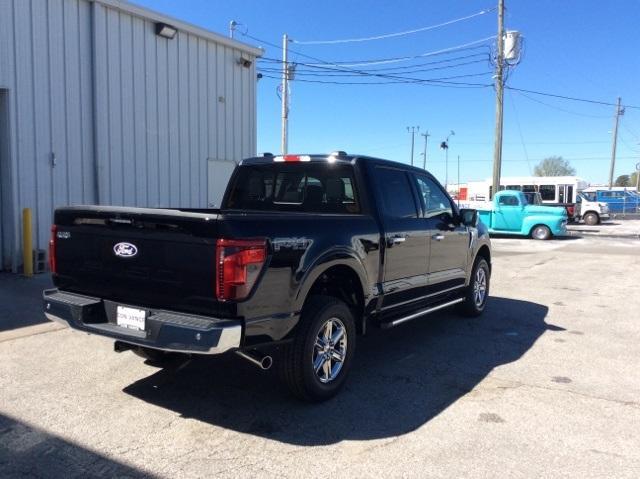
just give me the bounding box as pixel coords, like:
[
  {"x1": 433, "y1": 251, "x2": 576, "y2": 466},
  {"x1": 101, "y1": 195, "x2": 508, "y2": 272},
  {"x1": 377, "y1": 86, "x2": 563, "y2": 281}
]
[{"x1": 43, "y1": 289, "x2": 242, "y2": 355}]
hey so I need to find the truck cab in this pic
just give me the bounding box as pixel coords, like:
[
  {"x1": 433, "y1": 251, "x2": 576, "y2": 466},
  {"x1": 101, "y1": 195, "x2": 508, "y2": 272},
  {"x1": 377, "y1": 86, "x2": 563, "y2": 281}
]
[
  {"x1": 477, "y1": 190, "x2": 568, "y2": 240},
  {"x1": 575, "y1": 192, "x2": 610, "y2": 225}
]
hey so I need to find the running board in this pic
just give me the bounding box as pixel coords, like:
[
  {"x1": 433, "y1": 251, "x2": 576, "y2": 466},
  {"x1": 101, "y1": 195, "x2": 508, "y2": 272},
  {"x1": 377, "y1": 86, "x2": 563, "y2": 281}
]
[{"x1": 380, "y1": 297, "x2": 464, "y2": 329}]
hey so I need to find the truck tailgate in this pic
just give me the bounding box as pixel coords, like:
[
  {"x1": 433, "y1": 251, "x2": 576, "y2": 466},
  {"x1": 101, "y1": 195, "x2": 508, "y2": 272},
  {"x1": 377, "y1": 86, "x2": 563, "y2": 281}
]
[{"x1": 52, "y1": 206, "x2": 224, "y2": 316}]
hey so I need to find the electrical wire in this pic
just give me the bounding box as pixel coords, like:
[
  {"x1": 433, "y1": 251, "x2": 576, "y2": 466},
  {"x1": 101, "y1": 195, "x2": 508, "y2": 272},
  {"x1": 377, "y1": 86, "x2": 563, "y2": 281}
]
[
  {"x1": 244, "y1": 32, "x2": 494, "y2": 68},
  {"x1": 619, "y1": 133, "x2": 640, "y2": 153},
  {"x1": 512, "y1": 90, "x2": 611, "y2": 118},
  {"x1": 622, "y1": 122, "x2": 640, "y2": 141},
  {"x1": 506, "y1": 86, "x2": 640, "y2": 110},
  {"x1": 291, "y1": 8, "x2": 495, "y2": 45},
  {"x1": 507, "y1": 90, "x2": 533, "y2": 175},
  {"x1": 258, "y1": 59, "x2": 490, "y2": 78},
  {"x1": 245, "y1": 31, "x2": 640, "y2": 112},
  {"x1": 301, "y1": 37, "x2": 495, "y2": 67},
  {"x1": 258, "y1": 52, "x2": 490, "y2": 73},
  {"x1": 423, "y1": 156, "x2": 639, "y2": 164},
  {"x1": 258, "y1": 71, "x2": 494, "y2": 87},
  {"x1": 245, "y1": 32, "x2": 494, "y2": 88}
]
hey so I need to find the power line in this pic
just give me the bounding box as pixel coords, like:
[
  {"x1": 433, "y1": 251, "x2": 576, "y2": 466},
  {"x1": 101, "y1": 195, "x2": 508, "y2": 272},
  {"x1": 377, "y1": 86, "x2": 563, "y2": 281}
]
[
  {"x1": 246, "y1": 32, "x2": 494, "y2": 88},
  {"x1": 619, "y1": 133, "x2": 640, "y2": 153},
  {"x1": 622, "y1": 122, "x2": 640, "y2": 141},
  {"x1": 258, "y1": 71, "x2": 494, "y2": 87},
  {"x1": 245, "y1": 31, "x2": 494, "y2": 68},
  {"x1": 506, "y1": 86, "x2": 640, "y2": 110},
  {"x1": 507, "y1": 90, "x2": 533, "y2": 175},
  {"x1": 424, "y1": 156, "x2": 639, "y2": 164},
  {"x1": 513, "y1": 90, "x2": 611, "y2": 118},
  {"x1": 291, "y1": 8, "x2": 495, "y2": 45},
  {"x1": 258, "y1": 52, "x2": 490, "y2": 73},
  {"x1": 455, "y1": 140, "x2": 610, "y2": 145},
  {"x1": 302, "y1": 37, "x2": 495, "y2": 67},
  {"x1": 258, "y1": 59, "x2": 490, "y2": 77}
]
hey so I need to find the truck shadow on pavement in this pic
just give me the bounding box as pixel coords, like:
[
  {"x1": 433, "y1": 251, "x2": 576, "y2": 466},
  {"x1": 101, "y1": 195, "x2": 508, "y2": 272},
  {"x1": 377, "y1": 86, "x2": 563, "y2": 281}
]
[
  {"x1": 124, "y1": 296, "x2": 558, "y2": 446},
  {"x1": 0, "y1": 412, "x2": 153, "y2": 478}
]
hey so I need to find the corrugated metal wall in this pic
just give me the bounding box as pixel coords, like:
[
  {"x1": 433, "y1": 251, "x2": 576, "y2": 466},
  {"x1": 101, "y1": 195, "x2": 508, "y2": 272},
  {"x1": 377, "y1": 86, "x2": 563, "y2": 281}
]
[{"x1": 0, "y1": 0, "x2": 258, "y2": 271}]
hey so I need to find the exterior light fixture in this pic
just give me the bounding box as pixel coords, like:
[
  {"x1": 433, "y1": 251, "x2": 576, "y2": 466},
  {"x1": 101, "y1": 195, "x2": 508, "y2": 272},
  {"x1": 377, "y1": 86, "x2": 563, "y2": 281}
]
[
  {"x1": 238, "y1": 54, "x2": 252, "y2": 68},
  {"x1": 155, "y1": 22, "x2": 177, "y2": 39}
]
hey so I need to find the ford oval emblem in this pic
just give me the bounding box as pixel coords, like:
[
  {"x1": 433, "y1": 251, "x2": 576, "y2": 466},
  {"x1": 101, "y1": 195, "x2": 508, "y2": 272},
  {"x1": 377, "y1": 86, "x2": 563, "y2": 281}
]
[{"x1": 113, "y1": 242, "x2": 138, "y2": 258}]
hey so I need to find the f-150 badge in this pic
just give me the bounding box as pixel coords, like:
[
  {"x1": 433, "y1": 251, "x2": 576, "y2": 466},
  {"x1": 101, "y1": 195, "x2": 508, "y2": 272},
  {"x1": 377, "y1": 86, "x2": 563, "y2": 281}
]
[{"x1": 272, "y1": 237, "x2": 312, "y2": 252}]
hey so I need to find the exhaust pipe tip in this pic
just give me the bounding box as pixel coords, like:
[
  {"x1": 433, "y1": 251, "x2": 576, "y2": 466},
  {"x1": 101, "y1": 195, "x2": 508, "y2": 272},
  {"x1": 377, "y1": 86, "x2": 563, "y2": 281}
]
[
  {"x1": 236, "y1": 350, "x2": 273, "y2": 370},
  {"x1": 260, "y1": 355, "x2": 273, "y2": 370}
]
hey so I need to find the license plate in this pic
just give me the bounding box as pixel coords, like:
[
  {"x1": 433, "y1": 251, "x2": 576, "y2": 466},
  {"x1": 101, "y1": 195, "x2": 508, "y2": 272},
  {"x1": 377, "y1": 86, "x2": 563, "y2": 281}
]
[{"x1": 116, "y1": 306, "x2": 146, "y2": 331}]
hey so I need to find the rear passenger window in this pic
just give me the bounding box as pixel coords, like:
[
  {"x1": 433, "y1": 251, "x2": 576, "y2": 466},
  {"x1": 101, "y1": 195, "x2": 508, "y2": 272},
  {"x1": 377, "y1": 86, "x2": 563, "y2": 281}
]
[{"x1": 374, "y1": 167, "x2": 417, "y2": 218}]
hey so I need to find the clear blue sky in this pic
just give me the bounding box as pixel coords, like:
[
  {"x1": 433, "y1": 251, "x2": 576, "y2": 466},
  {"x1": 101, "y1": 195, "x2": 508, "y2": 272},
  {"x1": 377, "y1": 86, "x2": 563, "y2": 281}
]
[{"x1": 135, "y1": 0, "x2": 640, "y2": 184}]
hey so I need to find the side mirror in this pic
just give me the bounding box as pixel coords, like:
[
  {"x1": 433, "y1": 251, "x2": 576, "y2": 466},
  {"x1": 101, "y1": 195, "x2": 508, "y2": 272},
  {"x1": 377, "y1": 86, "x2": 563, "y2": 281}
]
[{"x1": 459, "y1": 208, "x2": 478, "y2": 227}]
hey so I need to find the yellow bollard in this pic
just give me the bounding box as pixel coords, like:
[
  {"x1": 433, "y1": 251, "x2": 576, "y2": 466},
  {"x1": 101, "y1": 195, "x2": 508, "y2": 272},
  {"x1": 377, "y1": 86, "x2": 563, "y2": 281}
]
[{"x1": 22, "y1": 208, "x2": 33, "y2": 277}]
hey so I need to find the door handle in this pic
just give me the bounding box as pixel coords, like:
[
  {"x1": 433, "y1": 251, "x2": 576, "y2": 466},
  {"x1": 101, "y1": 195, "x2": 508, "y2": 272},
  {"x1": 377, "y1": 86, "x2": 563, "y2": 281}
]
[
  {"x1": 432, "y1": 234, "x2": 445, "y2": 241},
  {"x1": 387, "y1": 235, "x2": 407, "y2": 246}
]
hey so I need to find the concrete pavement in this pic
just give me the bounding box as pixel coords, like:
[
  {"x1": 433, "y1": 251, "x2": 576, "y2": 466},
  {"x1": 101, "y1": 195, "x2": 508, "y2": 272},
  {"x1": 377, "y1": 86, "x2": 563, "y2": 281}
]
[{"x1": 1, "y1": 234, "x2": 639, "y2": 478}]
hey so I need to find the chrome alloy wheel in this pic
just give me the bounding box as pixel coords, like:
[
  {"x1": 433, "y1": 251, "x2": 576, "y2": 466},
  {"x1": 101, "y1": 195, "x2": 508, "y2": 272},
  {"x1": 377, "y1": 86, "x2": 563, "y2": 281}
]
[
  {"x1": 312, "y1": 317, "x2": 348, "y2": 384},
  {"x1": 532, "y1": 226, "x2": 549, "y2": 240},
  {"x1": 473, "y1": 267, "x2": 487, "y2": 307}
]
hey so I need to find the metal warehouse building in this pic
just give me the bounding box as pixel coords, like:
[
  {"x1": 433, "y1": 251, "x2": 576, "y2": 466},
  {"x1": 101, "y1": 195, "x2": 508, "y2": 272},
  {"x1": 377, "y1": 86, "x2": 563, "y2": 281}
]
[{"x1": 0, "y1": 0, "x2": 261, "y2": 272}]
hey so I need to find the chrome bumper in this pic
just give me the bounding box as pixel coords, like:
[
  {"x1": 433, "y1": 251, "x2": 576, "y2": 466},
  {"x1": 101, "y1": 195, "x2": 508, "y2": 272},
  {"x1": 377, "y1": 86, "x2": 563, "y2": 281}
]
[{"x1": 43, "y1": 289, "x2": 242, "y2": 354}]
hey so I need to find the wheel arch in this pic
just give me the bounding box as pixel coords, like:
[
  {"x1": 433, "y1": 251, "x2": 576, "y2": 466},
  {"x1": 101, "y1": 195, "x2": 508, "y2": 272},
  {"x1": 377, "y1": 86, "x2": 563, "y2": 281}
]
[
  {"x1": 295, "y1": 258, "x2": 368, "y2": 334},
  {"x1": 474, "y1": 244, "x2": 491, "y2": 271}
]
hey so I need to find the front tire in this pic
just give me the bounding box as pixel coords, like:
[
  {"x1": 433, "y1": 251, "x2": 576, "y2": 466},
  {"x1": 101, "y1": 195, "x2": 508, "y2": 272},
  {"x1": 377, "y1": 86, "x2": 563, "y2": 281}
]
[
  {"x1": 583, "y1": 212, "x2": 599, "y2": 226},
  {"x1": 459, "y1": 258, "x2": 490, "y2": 317},
  {"x1": 280, "y1": 295, "x2": 356, "y2": 402},
  {"x1": 531, "y1": 224, "x2": 552, "y2": 240}
]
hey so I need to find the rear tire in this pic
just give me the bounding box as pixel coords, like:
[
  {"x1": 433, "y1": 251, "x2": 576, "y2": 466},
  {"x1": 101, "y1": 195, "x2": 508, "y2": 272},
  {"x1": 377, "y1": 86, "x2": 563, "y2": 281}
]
[
  {"x1": 531, "y1": 225, "x2": 552, "y2": 240},
  {"x1": 280, "y1": 295, "x2": 356, "y2": 402},
  {"x1": 583, "y1": 212, "x2": 599, "y2": 226},
  {"x1": 459, "y1": 258, "x2": 490, "y2": 317}
]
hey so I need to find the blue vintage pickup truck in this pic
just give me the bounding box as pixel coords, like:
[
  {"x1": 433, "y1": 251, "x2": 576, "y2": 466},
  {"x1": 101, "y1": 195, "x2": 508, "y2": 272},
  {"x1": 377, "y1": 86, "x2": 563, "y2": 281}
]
[{"x1": 476, "y1": 190, "x2": 568, "y2": 240}]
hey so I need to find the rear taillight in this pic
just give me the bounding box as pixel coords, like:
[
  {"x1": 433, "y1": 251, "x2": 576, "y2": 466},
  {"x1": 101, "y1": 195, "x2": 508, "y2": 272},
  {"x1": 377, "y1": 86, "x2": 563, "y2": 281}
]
[
  {"x1": 215, "y1": 239, "x2": 267, "y2": 301},
  {"x1": 49, "y1": 225, "x2": 57, "y2": 274}
]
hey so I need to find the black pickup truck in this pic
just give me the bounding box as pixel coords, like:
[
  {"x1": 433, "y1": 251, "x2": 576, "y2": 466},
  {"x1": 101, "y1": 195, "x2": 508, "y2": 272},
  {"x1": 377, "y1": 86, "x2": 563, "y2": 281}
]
[{"x1": 44, "y1": 152, "x2": 491, "y2": 401}]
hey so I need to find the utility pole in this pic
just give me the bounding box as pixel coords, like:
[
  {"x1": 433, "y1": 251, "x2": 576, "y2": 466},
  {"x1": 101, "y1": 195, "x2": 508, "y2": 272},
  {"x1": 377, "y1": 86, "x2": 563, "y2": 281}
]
[
  {"x1": 420, "y1": 131, "x2": 430, "y2": 169},
  {"x1": 281, "y1": 34, "x2": 289, "y2": 155},
  {"x1": 491, "y1": 0, "x2": 505, "y2": 199},
  {"x1": 407, "y1": 126, "x2": 419, "y2": 166},
  {"x1": 608, "y1": 97, "x2": 623, "y2": 189}
]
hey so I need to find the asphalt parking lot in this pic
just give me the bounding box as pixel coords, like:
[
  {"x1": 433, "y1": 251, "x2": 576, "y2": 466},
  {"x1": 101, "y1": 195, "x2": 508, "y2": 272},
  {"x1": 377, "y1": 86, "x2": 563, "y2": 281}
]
[{"x1": 1, "y1": 224, "x2": 639, "y2": 478}]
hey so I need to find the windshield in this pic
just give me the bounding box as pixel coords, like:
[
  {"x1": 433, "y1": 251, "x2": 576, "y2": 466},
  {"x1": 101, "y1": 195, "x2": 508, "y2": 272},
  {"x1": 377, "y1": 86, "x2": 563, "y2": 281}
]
[{"x1": 224, "y1": 164, "x2": 361, "y2": 214}]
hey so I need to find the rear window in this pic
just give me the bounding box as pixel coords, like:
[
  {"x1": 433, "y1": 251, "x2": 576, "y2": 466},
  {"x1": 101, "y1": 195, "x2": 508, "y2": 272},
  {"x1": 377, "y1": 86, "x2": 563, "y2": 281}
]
[{"x1": 224, "y1": 164, "x2": 360, "y2": 214}]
